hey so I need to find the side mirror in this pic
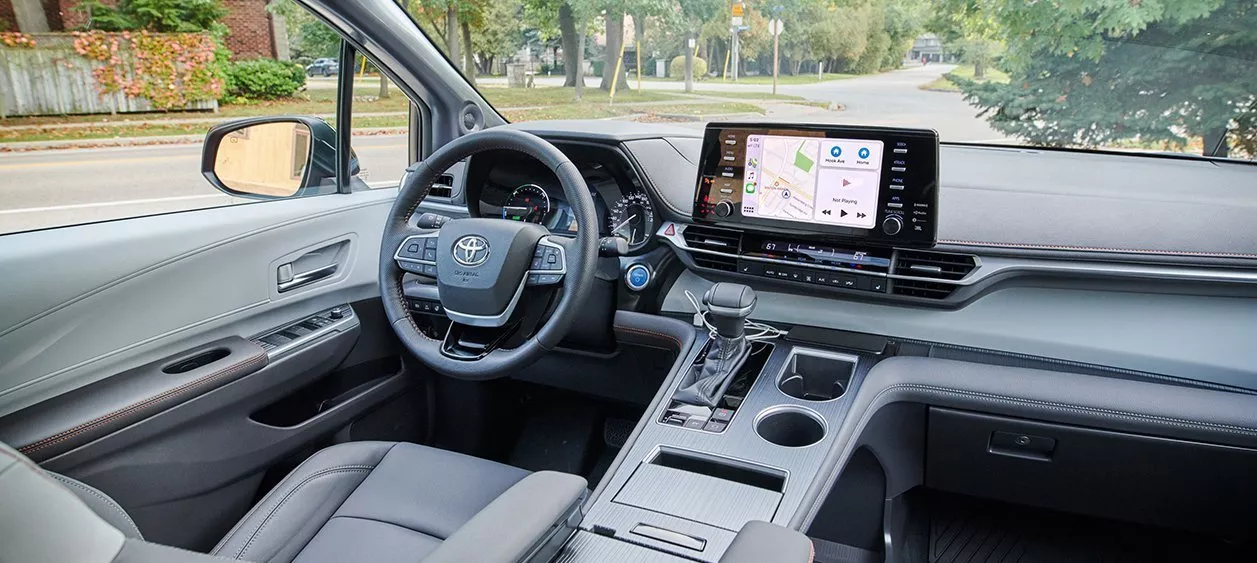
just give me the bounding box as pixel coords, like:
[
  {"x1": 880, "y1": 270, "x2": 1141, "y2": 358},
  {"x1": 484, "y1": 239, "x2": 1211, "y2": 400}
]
[{"x1": 201, "y1": 116, "x2": 355, "y2": 199}]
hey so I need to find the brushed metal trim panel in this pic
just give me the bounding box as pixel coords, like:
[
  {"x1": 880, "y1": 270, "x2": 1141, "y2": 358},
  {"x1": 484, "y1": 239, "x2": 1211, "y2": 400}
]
[
  {"x1": 612, "y1": 463, "x2": 781, "y2": 532},
  {"x1": 555, "y1": 531, "x2": 694, "y2": 563}
]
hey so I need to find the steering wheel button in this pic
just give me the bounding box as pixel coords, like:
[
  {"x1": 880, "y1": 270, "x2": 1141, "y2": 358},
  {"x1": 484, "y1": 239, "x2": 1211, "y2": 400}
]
[
  {"x1": 423, "y1": 249, "x2": 437, "y2": 261},
  {"x1": 540, "y1": 274, "x2": 563, "y2": 285},
  {"x1": 531, "y1": 257, "x2": 543, "y2": 269},
  {"x1": 424, "y1": 237, "x2": 438, "y2": 249},
  {"x1": 527, "y1": 274, "x2": 541, "y2": 285},
  {"x1": 406, "y1": 243, "x2": 420, "y2": 254},
  {"x1": 422, "y1": 264, "x2": 437, "y2": 277}
]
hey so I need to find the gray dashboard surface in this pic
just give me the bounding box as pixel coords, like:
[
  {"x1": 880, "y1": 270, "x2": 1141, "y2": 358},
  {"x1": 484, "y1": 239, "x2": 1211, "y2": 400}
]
[
  {"x1": 665, "y1": 270, "x2": 1257, "y2": 391},
  {"x1": 513, "y1": 120, "x2": 1257, "y2": 262}
]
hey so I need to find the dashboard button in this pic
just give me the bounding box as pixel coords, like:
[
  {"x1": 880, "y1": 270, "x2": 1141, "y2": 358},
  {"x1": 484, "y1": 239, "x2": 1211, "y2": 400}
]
[
  {"x1": 869, "y1": 279, "x2": 887, "y2": 292},
  {"x1": 625, "y1": 264, "x2": 651, "y2": 291},
  {"x1": 714, "y1": 201, "x2": 734, "y2": 217}
]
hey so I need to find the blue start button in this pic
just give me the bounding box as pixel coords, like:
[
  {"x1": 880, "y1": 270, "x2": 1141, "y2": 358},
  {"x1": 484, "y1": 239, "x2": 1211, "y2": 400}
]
[{"x1": 625, "y1": 264, "x2": 651, "y2": 291}]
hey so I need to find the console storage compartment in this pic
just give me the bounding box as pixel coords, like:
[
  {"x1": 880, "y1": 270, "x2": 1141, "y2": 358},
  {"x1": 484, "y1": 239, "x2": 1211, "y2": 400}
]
[{"x1": 613, "y1": 448, "x2": 786, "y2": 532}]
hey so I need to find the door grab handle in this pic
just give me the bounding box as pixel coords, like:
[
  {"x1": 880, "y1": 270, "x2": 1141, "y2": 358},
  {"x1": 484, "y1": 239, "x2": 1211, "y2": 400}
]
[{"x1": 278, "y1": 263, "x2": 338, "y2": 292}]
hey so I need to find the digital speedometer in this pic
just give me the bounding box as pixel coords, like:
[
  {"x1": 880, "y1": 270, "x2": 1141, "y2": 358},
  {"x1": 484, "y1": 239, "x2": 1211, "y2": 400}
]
[
  {"x1": 501, "y1": 184, "x2": 550, "y2": 224},
  {"x1": 607, "y1": 192, "x2": 654, "y2": 251}
]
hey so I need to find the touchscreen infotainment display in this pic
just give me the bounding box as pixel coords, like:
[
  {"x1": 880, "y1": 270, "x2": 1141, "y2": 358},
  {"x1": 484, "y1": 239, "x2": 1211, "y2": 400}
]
[{"x1": 693, "y1": 123, "x2": 938, "y2": 247}]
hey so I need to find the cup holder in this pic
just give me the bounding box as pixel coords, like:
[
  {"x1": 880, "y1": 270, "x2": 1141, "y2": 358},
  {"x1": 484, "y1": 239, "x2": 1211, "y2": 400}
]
[
  {"x1": 777, "y1": 350, "x2": 855, "y2": 402},
  {"x1": 755, "y1": 407, "x2": 826, "y2": 448}
]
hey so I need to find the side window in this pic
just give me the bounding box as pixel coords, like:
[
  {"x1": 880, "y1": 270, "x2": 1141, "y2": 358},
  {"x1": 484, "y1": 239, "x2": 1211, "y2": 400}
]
[
  {"x1": 349, "y1": 58, "x2": 407, "y2": 189},
  {"x1": 0, "y1": 1, "x2": 372, "y2": 235}
]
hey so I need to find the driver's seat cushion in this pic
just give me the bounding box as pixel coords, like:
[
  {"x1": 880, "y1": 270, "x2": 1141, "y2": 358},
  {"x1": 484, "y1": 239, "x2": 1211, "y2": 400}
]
[{"x1": 211, "y1": 441, "x2": 528, "y2": 562}]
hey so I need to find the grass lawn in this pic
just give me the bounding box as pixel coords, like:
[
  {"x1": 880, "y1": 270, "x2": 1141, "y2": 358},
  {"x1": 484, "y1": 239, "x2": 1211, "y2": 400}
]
[
  {"x1": 920, "y1": 65, "x2": 1011, "y2": 92},
  {"x1": 479, "y1": 87, "x2": 677, "y2": 107},
  {"x1": 500, "y1": 101, "x2": 762, "y2": 122}
]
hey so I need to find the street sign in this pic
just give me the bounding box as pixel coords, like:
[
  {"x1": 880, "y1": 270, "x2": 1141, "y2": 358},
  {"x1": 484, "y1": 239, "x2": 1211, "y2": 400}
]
[
  {"x1": 732, "y1": 2, "x2": 745, "y2": 17},
  {"x1": 769, "y1": 19, "x2": 784, "y2": 36},
  {"x1": 731, "y1": 16, "x2": 743, "y2": 26}
]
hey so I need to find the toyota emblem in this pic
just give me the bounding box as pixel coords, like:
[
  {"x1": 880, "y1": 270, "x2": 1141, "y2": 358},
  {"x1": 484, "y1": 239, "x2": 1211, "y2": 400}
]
[{"x1": 452, "y1": 235, "x2": 491, "y2": 267}]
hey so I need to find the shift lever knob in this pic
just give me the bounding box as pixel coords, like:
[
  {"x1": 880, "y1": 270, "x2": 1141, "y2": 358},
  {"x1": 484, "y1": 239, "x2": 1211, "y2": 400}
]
[{"x1": 703, "y1": 283, "x2": 757, "y2": 339}]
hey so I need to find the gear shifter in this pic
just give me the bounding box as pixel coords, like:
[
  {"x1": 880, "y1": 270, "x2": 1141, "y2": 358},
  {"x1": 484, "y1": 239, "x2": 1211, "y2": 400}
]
[{"x1": 674, "y1": 283, "x2": 757, "y2": 407}]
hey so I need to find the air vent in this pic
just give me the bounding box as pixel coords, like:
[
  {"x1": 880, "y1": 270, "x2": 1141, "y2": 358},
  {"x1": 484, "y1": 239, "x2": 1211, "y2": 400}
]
[
  {"x1": 428, "y1": 174, "x2": 455, "y2": 198},
  {"x1": 893, "y1": 249, "x2": 977, "y2": 281},
  {"x1": 682, "y1": 225, "x2": 742, "y2": 254},
  {"x1": 692, "y1": 254, "x2": 737, "y2": 272},
  {"x1": 892, "y1": 279, "x2": 957, "y2": 299}
]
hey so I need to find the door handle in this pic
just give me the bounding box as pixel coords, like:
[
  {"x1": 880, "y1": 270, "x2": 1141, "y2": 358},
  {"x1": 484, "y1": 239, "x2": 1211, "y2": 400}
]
[{"x1": 278, "y1": 263, "x2": 338, "y2": 293}]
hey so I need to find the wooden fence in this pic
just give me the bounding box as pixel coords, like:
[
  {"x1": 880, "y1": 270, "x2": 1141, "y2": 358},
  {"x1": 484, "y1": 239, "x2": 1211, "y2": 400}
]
[{"x1": 0, "y1": 33, "x2": 217, "y2": 118}]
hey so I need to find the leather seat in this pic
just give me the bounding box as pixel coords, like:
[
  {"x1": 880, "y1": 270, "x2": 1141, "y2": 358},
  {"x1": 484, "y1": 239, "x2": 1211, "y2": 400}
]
[
  {"x1": 212, "y1": 441, "x2": 531, "y2": 562},
  {"x1": 0, "y1": 440, "x2": 586, "y2": 563}
]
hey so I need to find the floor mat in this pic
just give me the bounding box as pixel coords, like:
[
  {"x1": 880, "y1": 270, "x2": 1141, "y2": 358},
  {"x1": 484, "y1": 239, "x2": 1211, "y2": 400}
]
[
  {"x1": 812, "y1": 537, "x2": 881, "y2": 563},
  {"x1": 508, "y1": 402, "x2": 598, "y2": 475},
  {"x1": 928, "y1": 492, "x2": 1250, "y2": 563}
]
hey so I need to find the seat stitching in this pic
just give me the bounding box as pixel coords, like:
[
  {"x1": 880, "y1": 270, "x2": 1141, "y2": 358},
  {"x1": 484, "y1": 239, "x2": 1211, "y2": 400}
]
[
  {"x1": 614, "y1": 326, "x2": 683, "y2": 351},
  {"x1": 236, "y1": 465, "x2": 375, "y2": 560},
  {"x1": 48, "y1": 473, "x2": 142, "y2": 538}
]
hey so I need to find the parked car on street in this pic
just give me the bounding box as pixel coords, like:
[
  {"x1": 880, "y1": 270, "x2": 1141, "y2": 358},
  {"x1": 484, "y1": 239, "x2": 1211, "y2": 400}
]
[{"x1": 305, "y1": 57, "x2": 339, "y2": 77}]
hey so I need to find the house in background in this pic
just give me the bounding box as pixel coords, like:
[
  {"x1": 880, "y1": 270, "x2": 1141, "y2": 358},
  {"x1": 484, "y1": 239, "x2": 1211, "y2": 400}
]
[
  {"x1": 909, "y1": 34, "x2": 954, "y2": 64},
  {"x1": 0, "y1": 0, "x2": 289, "y2": 60}
]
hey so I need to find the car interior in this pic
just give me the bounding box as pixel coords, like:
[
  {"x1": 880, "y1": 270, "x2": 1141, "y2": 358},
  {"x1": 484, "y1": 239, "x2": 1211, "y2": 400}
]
[{"x1": 2, "y1": 1, "x2": 1256, "y2": 562}]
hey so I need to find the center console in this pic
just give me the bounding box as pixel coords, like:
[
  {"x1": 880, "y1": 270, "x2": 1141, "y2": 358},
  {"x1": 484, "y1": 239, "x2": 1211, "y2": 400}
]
[{"x1": 559, "y1": 124, "x2": 941, "y2": 562}]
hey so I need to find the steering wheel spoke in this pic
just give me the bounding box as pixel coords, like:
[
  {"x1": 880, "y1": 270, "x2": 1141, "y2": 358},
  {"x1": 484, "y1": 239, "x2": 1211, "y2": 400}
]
[
  {"x1": 393, "y1": 229, "x2": 440, "y2": 277},
  {"x1": 440, "y1": 320, "x2": 518, "y2": 361},
  {"x1": 525, "y1": 236, "x2": 569, "y2": 287}
]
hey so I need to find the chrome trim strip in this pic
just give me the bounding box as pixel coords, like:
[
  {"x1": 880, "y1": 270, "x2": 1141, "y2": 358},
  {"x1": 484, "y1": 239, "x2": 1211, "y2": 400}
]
[
  {"x1": 658, "y1": 221, "x2": 1257, "y2": 287},
  {"x1": 443, "y1": 277, "x2": 529, "y2": 327}
]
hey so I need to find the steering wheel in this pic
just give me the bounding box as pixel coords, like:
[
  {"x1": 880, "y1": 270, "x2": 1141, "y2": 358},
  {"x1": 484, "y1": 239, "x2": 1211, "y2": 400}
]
[{"x1": 379, "y1": 129, "x2": 598, "y2": 380}]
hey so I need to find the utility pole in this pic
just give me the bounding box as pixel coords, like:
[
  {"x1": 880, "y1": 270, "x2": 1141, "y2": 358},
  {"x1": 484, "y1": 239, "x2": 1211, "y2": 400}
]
[
  {"x1": 771, "y1": 6, "x2": 783, "y2": 95},
  {"x1": 730, "y1": 2, "x2": 744, "y2": 82}
]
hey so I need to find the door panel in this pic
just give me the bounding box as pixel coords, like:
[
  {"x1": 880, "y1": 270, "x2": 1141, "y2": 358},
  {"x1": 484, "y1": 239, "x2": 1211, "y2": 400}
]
[
  {"x1": 0, "y1": 187, "x2": 440, "y2": 549},
  {"x1": 0, "y1": 189, "x2": 396, "y2": 415}
]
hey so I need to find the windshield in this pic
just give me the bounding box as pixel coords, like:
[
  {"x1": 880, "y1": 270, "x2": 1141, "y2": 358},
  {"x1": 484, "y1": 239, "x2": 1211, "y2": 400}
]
[{"x1": 411, "y1": 0, "x2": 1255, "y2": 161}]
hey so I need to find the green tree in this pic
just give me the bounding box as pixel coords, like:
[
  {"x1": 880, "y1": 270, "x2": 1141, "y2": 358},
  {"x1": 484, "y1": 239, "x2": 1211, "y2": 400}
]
[{"x1": 945, "y1": 0, "x2": 1257, "y2": 156}]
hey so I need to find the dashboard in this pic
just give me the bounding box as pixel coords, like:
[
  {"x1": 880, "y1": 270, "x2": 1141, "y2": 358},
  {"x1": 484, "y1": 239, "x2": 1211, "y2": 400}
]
[
  {"x1": 450, "y1": 120, "x2": 1257, "y2": 392},
  {"x1": 467, "y1": 142, "x2": 658, "y2": 254}
]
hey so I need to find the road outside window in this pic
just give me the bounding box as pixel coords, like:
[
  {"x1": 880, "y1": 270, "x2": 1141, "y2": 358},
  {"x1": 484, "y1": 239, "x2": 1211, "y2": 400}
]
[{"x1": 0, "y1": 1, "x2": 405, "y2": 235}]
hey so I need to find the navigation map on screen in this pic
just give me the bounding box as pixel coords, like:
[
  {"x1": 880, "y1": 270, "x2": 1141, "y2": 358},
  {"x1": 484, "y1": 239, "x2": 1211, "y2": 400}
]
[{"x1": 741, "y1": 134, "x2": 883, "y2": 230}]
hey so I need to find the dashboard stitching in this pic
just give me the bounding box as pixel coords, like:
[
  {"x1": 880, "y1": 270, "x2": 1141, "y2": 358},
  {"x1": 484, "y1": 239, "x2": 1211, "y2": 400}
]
[
  {"x1": 18, "y1": 351, "x2": 268, "y2": 455},
  {"x1": 615, "y1": 326, "x2": 682, "y2": 351},
  {"x1": 883, "y1": 383, "x2": 1257, "y2": 436},
  {"x1": 939, "y1": 239, "x2": 1257, "y2": 260}
]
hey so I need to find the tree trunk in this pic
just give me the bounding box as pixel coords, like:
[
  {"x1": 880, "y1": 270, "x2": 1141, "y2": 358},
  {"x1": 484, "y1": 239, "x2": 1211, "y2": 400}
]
[
  {"x1": 974, "y1": 57, "x2": 986, "y2": 80},
  {"x1": 633, "y1": 13, "x2": 645, "y2": 89},
  {"x1": 601, "y1": 9, "x2": 627, "y2": 92},
  {"x1": 378, "y1": 74, "x2": 390, "y2": 98},
  {"x1": 445, "y1": 6, "x2": 460, "y2": 64},
  {"x1": 575, "y1": 32, "x2": 585, "y2": 100},
  {"x1": 461, "y1": 20, "x2": 475, "y2": 85},
  {"x1": 558, "y1": 3, "x2": 582, "y2": 87}
]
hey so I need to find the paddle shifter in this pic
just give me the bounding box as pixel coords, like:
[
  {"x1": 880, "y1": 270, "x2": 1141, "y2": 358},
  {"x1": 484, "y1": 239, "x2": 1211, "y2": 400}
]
[{"x1": 673, "y1": 283, "x2": 757, "y2": 407}]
